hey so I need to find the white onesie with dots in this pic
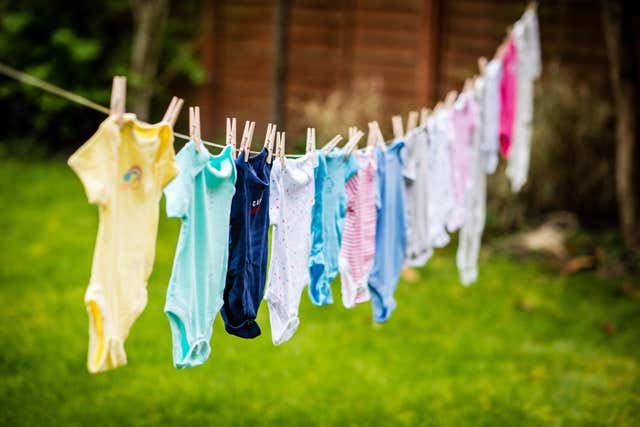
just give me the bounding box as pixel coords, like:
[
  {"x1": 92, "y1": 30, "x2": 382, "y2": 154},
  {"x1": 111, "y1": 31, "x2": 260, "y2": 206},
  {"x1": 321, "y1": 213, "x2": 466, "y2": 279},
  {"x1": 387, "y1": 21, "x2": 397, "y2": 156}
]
[{"x1": 265, "y1": 153, "x2": 316, "y2": 345}]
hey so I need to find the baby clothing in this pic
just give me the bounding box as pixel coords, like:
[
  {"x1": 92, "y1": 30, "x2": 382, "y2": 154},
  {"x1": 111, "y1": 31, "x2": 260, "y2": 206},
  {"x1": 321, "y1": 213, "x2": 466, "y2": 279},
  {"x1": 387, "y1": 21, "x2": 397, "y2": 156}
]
[
  {"x1": 338, "y1": 148, "x2": 376, "y2": 308},
  {"x1": 457, "y1": 79, "x2": 488, "y2": 286},
  {"x1": 164, "y1": 143, "x2": 236, "y2": 368},
  {"x1": 308, "y1": 149, "x2": 359, "y2": 306},
  {"x1": 368, "y1": 142, "x2": 407, "y2": 323},
  {"x1": 68, "y1": 114, "x2": 177, "y2": 373},
  {"x1": 403, "y1": 126, "x2": 433, "y2": 267},
  {"x1": 265, "y1": 154, "x2": 316, "y2": 345},
  {"x1": 480, "y1": 59, "x2": 503, "y2": 175},
  {"x1": 448, "y1": 92, "x2": 479, "y2": 232},
  {"x1": 506, "y1": 8, "x2": 542, "y2": 193},
  {"x1": 426, "y1": 108, "x2": 455, "y2": 248},
  {"x1": 499, "y1": 37, "x2": 518, "y2": 158},
  {"x1": 221, "y1": 148, "x2": 272, "y2": 338}
]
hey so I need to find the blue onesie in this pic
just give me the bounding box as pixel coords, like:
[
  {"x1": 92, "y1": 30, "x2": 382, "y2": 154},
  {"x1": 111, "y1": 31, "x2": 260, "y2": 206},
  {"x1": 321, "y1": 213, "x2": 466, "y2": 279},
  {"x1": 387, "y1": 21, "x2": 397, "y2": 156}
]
[
  {"x1": 308, "y1": 149, "x2": 359, "y2": 305},
  {"x1": 164, "y1": 142, "x2": 236, "y2": 368},
  {"x1": 368, "y1": 142, "x2": 407, "y2": 323},
  {"x1": 221, "y1": 148, "x2": 272, "y2": 338}
]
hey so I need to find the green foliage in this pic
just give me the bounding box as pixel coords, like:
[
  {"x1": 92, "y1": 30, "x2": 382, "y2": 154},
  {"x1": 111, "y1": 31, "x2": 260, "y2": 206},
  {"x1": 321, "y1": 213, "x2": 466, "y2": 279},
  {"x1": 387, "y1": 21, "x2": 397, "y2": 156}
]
[
  {"x1": 0, "y1": 1, "x2": 203, "y2": 157},
  {"x1": 1, "y1": 159, "x2": 639, "y2": 426}
]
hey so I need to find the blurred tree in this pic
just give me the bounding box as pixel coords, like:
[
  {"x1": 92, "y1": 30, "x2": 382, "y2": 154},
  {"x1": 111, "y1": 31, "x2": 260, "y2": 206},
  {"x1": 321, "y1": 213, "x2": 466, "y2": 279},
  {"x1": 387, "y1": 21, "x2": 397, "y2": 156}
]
[
  {"x1": 602, "y1": 0, "x2": 640, "y2": 251},
  {"x1": 130, "y1": 0, "x2": 169, "y2": 121},
  {"x1": 0, "y1": 0, "x2": 203, "y2": 156}
]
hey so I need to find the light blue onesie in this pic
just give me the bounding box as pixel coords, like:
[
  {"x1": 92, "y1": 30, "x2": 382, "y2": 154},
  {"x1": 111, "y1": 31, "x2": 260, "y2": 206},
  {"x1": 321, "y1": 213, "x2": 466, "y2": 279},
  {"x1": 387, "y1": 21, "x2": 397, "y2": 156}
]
[
  {"x1": 164, "y1": 142, "x2": 236, "y2": 368},
  {"x1": 368, "y1": 142, "x2": 407, "y2": 323},
  {"x1": 308, "y1": 149, "x2": 359, "y2": 305}
]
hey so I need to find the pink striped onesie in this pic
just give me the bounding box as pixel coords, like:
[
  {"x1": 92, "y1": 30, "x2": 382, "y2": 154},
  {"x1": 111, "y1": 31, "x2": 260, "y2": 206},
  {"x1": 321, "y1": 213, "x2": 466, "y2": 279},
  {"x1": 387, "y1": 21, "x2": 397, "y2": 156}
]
[{"x1": 338, "y1": 149, "x2": 377, "y2": 308}]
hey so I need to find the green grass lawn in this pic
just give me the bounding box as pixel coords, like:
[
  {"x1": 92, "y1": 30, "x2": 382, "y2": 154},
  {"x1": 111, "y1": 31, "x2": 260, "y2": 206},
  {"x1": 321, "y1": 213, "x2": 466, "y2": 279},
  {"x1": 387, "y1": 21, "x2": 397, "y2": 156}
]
[{"x1": 0, "y1": 159, "x2": 638, "y2": 426}]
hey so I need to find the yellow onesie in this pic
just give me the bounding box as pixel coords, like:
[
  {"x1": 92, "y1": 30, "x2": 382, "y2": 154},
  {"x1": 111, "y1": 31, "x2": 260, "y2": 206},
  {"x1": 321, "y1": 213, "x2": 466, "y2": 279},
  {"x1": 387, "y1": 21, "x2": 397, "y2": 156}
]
[{"x1": 68, "y1": 114, "x2": 178, "y2": 373}]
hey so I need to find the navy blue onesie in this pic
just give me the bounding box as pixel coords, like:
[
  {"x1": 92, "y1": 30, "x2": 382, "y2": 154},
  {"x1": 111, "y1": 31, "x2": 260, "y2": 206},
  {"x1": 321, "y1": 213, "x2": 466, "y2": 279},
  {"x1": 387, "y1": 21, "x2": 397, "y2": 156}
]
[{"x1": 221, "y1": 148, "x2": 272, "y2": 338}]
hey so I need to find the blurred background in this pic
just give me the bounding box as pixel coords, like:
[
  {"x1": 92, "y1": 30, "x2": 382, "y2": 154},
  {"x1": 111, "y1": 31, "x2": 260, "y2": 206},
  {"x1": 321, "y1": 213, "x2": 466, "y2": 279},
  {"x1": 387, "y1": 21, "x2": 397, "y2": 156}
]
[
  {"x1": 1, "y1": 0, "x2": 639, "y2": 255},
  {"x1": 1, "y1": 1, "x2": 639, "y2": 425}
]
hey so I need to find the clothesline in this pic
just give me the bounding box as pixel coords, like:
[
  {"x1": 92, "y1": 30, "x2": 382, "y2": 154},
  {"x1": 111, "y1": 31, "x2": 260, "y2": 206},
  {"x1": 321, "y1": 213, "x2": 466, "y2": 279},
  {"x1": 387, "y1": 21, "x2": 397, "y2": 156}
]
[
  {"x1": 0, "y1": 62, "x2": 285, "y2": 156},
  {"x1": 3, "y1": 4, "x2": 541, "y2": 373},
  {"x1": 0, "y1": 0, "x2": 534, "y2": 159}
]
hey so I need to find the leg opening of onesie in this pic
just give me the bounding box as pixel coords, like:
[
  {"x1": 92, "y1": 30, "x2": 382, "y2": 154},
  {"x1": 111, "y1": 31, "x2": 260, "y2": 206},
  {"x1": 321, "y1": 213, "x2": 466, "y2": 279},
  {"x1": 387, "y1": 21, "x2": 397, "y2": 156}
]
[
  {"x1": 273, "y1": 316, "x2": 300, "y2": 346},
  {"x1": 87, "y1": 299, "x2": 105, "y2": 372},
  {"x1": 368, "y1": 286, "x2": 396, "y2": 324},
  {"x1": 167, "y1": 310, "x2": 211, "y2": 369},
  {"x1": 308, "y1": 262, "x2": 328, "y2": 306}
]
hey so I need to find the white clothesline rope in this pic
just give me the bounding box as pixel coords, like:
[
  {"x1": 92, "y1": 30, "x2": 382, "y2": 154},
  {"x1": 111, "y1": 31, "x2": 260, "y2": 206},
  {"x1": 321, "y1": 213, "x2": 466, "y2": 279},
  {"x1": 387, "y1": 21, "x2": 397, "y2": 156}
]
[
  {"x1": 0, "y1": 2, "x2": 536, "y2": 158},
  {"x1": 0, "y1": 62, "x2": 305, "y2": 157}
]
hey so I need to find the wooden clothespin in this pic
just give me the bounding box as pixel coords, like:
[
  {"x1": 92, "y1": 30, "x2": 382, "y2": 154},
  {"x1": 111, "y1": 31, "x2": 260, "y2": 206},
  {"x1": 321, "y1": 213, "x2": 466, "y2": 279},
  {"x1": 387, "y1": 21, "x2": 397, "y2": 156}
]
[
  {"x1": 349, "y1": 126, "x2": 358, "y2": 141},
  {"x1": 344, "y1": 128, "x2": 364, "y2": 156},
  {"x1": 366, "y1": 122, "x2": 375, "y2": 148},
  {"x1": 226, "y1": 117, "x2": 237, "y2": 159},
  {"x1": 420, "y1": 107, "x2": 430, "y2": 126},
  {"x1": 305, "y1": 128, "x2": 315, "y2": 154},
  {"x1": 373, "y1": 121, "x2": 385, "y2": 145},
  {"x1": 275, "y1": 131, "x2": 286, "y2": 168},
  {"x1": 189, "y1": 106, "x2": 202, "y2": 151},
  {"x1": 240, "y1": 120, "x2": 256, "y2": 162},
  {"x1": 321, "y1": 134, "x2": 343, "y2": 154},
  {"x1": 478, "y1": 56, "x2": 488, "y2": 74},
  {"x1": 391, "y1": 115, "x2": 404, "y2": 140},
  {"x1": 110, "y1": 76, "x2": 126, "y2": 126},
  {"x1": 463, "y1": 78, "x2": 474, "y2": 93},
  {"x1": 406, "y1": 111, "x2": 419, "y2": 134},
  {"x1": 163, "y1": 97, "x2": 177, "y2": 122},
  {"x1": 265, "y1": 123, "x2": 277, "y2": 163},
  {"x1": 444, "y1": 90, "x2": 458, "y2": 108},
  {"x1": 162, "y1": 96, "x2": 184, "y2": 127},
  {"x1": 528, "y1": 1, "x2": 538, "y2": 11}
]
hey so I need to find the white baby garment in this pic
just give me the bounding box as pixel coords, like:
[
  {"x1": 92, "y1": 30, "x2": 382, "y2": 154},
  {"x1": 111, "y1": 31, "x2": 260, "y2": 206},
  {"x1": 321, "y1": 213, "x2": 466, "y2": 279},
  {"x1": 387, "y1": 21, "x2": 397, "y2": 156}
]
[
  {"x1": 265, "y1": 153, "x2": 316, "y2": 345},
  {"x1": 426, "y1": 108, "x2": 455, "y2": 248},
  {"x1": 506, "y1": 8, "x2": 542, "y2": 192},
  {"x1": 403, "y1": 125, "x2": 433, "y2": 267},
  {"x1": 480, "y1": 59, "x2": 503, "y2": 175},
  {"x1": 456, "y1": 78, "x2": 488, "y2": 285}
]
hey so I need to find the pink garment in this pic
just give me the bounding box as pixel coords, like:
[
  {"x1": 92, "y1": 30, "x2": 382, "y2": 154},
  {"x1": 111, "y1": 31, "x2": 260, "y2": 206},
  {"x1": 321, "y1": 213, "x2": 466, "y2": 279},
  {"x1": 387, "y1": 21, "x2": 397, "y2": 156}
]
[
  {"x1": 338, "y1": 149, "x2": 377, "y2": 308},
  {"x1": 448, "y1": 93, "x2": 479, "y2": 232},
  {"x1": 499, "y1": 38, "x2": 518, "y2": 158}
]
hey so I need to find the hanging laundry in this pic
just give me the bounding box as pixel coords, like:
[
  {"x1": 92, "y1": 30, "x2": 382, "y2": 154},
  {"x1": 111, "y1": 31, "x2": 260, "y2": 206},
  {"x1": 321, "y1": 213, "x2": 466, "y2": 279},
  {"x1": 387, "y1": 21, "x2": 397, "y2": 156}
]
[
  {"x1": 265, "y1": 153, "x2": 316, "y2": 345},
  {"x1": 403, "y1": 126, "x2": 433, "y2": 267},
  {"x1": 68, "y1": 114, "x2": 177, "y2": 373},
  {"x1": 163, "y1": 142, "x2": 236, "y2": 368},
  {"x1": 448, "y1": 92, "x2": 479, "y2": 232},
  {"x1": 480, "y1": 59, "x2": 503, "y2": 175},
  {"x1": 457, "y1": 78, "x2": 488, "y2": 286},
  {"x1": 368, "y1": 142, "x2": 407, "y2": 323},
  {"x1": 221, "y1": 148, "x2": 272, "y2": 338},
  {"x1": 506, "y1": 8, "x2": 542, "y2": 192},
  {"x1": 426, "y1": 108, "x2": 455, "y2": 248},
  {"x1": 338, "y1": 148, "x2": 377, "y2": 308},
  {"x1": 499, "y1": 37, "x2": 518, "y2": 158},
  {"x1": 308, "y1": 149, "x2": 359, "y2": 306}
]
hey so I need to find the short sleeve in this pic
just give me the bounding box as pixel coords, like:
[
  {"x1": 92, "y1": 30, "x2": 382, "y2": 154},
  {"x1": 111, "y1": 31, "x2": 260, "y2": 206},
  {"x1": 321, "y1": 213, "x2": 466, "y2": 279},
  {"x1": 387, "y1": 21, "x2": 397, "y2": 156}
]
[
  {"x1": 163, "y1": 147, "x2": 192, "y2": 219},
  {"x1": 402, "y1": 137, "x2": 416, "y2": 181},
  {"x1": 374, "y1": 149, "x2": 383, "y2": 209},
  {"x1": 345, "y1": 153, "x2": 359, "y2": 182},
  {"x1": 156, "y1": 127, "x2": 179, "y2": 189},
  {"x1": 67, "y1": 119, "x2": 115, "y2": 205},
  {"x1": 269, "y1": 166, "x2": 282, "y2": 226}
]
